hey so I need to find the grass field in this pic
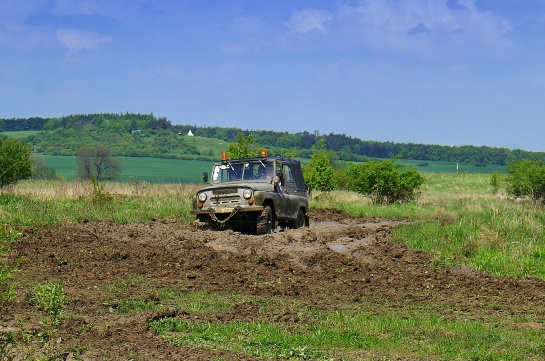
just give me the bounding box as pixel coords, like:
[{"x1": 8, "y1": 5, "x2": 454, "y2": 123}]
[
  {"x1": 397, "y1": 159, "x2": 506, "y2": 173},
  {"x1": 3, "y1": 130, "x2": 508, "y2": 181},
  {"x1": 2, "y1": 174, "x2": 545, "y2": 360},
  {"x1": 38, "y1": 154, "x2": 506, "y2": 185},
  {"x1": 41, "y1": 155, "x2": 211, "y2": 183}
]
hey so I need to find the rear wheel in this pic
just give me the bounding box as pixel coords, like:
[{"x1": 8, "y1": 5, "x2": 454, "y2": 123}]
[
  {"x1": 288, "y1": 208, "x2": 306, "y2": 229},
  {"x1": 256, "y1": 206, "x2": 273, "y2": 235}
]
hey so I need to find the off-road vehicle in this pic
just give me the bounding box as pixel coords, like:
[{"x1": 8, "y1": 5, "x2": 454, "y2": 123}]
[{"x1": 191, "y1": 150, "x2": 309, "y2": 234}]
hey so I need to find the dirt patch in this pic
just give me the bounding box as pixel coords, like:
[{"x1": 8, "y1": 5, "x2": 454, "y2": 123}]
[{"x1": 2, "y1": 209, "x2": 545, "y2": 360}]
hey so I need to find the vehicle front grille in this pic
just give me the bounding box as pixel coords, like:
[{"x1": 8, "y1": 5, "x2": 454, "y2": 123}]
[{"x1": 210, "y1": 195, "x2": 241, "y2": 206}]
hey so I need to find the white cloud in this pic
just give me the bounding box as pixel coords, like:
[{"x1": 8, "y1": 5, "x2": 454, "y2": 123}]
[
  {"x1": 286, "y1": 8, "x2": 333, "y2": 35},
  {"x1": 337, "y1": 0, "x2": 514, "y2": 59},
  {"x1": 56, "y1": 28, "x2": 111, "y2": 51}
]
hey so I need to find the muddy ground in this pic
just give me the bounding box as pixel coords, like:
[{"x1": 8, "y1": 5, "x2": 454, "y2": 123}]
[{"x1": 2, "y1": 208, "x2": 545, "y2": 360}]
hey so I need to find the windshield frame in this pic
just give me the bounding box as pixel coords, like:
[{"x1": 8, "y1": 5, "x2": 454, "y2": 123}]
[{"x1": 211, "y1": 160, "x2": 275, "y2": 184}]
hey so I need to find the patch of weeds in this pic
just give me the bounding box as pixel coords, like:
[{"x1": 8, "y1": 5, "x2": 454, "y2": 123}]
[
  {"x1": 82, "y1": 176, "x2": 113, "y2": 205},
  {"x1": 277, "y1": 345, "x2": 327, "y2": 360},
  {"x1": 31, "y1": 280, "x2": 67, "y2": 341},
  {"x1": 148, "y1": 317, "x2": 332, "y2": 360},
  {"x1": 103, "y1": 279, "x2": 129, "y2": 295},
  {"x1": 0, "y1": 193, "x2": 30, "y2": 206},
  {"x1": 0, "y1": 225, "x2": 22, "y2": 242},
  {"x1": 0, "y1": 225, "x2": 22, "y2": 311},
  {"x1": 0, "y1": 330, "x2": 16, "y2": 361},
  {"x1": 107, "y1": 299, "x2": 159, "y2": 314},
  {"x1": 103, "y1": 276, "x2": 151, "y2": 296},
  {"x1": 2, "y1": 315, "x2": 84, "y2": 361}
]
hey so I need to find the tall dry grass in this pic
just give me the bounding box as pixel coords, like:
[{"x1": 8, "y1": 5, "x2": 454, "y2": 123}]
[
  {"x1": 1, "y1": 180, "x2": 201, "y2": 226},
  {"x1": 6, "y1": 179, "x2": 201, "y2": 200}
]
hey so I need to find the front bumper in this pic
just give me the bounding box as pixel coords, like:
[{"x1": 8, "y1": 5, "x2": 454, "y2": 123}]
[{"x1": 190, "y1": 205, "x2": 264, "y2": 215}]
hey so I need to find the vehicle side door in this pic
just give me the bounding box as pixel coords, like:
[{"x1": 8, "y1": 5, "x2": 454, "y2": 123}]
[{"x1": 279, "y1": 164, "x2": 300, "y2": 218}]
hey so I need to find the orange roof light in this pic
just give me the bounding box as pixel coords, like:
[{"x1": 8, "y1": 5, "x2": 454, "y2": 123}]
[
  {"x1": 221, "y1": 152, "x2": 228, "y2": 161},
  {"x1": 260, "y1": 149, "x2": 268, "y2": 157}
]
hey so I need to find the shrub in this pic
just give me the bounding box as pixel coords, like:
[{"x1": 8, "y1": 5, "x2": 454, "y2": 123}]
[
  {"x1": 490, "y1": 172, "x2": 500, "y2": 194},
  {"x1": 506, "y1": 159, "x2": 545, "y2": 202},
  {"x1": 303, "y1": 139, "x2": 336, "y2": 192},
  {"x1": 32, "y1": 281, "x2": 67, "y2": 339},
  {"x1": 0, "y1": 138, "x2": 32, "y2": 188},
  {"x1": 348, "y1": 159, "x2": 424, "y2": 204}
]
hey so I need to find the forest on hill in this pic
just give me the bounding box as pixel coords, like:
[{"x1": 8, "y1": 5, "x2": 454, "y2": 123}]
[{"x1": 1, "y1": 113, "x2": 544, "y2": 166}]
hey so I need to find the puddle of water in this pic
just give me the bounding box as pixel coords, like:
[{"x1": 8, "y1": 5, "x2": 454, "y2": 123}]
[{"x1": 329, "y1": 244, "x2": 348, "y2": 253}]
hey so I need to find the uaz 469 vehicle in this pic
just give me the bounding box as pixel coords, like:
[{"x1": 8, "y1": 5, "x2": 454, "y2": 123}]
[{"x1": 191, "y1": 150, "x2": 309, "y2": 234}]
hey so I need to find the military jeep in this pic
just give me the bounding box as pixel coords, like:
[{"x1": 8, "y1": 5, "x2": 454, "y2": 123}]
[{"x1": 191, "y1": 150, "x2": 309, "y2": 234}]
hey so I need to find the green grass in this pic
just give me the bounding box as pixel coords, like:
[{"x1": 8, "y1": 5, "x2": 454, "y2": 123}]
[
  {"x1": 312, "y1": 172, "x2": 545, "y2": 279},
  {"x1": 40, "y1": 155, "x2": 211, "y2": 183},
  {"x1": 0, "y1": 183, "x2": 197, "y2": 226},
  {"x1": 186, "y1": 136, "x2": 229, "y2": 158},
  {"x1": 31, "y1": 142, "x2": 505, "y2": 185},
  {"x1": 147, "y1": 295, "x2": 545, "y2": 361},
  {"x1": 397, "y1": 159, "x2": 506, "y2": 173},
  {"x1": 4, "y1": 175, "x2": 545, "y2": 360}
]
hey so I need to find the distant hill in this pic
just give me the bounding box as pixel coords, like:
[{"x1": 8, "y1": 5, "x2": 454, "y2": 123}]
[{"x1": 1, "y1": 113, "x2": 544, "y2": 166}]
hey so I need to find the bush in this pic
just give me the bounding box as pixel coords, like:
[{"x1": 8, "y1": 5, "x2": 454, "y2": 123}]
[
  {"x1": 506, "y1": 159, "x2": 545, "y2": 202},
  {"x1": 303, "y1": 139, "x2": 336, "y2": 192},
  {"x1": 490, "y1": 172, "x2": 500, "y2": 195},
  {"x1": 0, "y1": 138, "x2": 32, "y2": 188},
  {"x1": 348, "y1": 159, "x2": 424, "y2": 204}
]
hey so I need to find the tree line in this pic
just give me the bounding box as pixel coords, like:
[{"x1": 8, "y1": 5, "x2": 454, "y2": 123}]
[
  {"x1": 2, "y1": 113, "x2": 545, "y2": 166},
  {"x1": 169, "y1": 124, "x2": 545, "y2": 166}
]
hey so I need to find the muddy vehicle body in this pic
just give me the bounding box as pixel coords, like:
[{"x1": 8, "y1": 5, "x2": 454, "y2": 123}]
[{"x1": 191, "y1": 151, "x2": 309, "y2": 234}]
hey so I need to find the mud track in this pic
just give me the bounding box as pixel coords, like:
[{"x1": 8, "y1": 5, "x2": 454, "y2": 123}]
[{"x1": 2, "y1": 208, "x2": 545, "y2": 360}]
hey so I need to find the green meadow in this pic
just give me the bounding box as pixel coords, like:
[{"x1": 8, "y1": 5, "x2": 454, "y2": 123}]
[
  {"x1": 39, "y1": 154, "x2": 505, "y2": 184},
  {"x1": 396, "y1": 159, "x2": 506, "y2": 173},
  {"x1": 2, "y1": 173, "x2": 545, "y2": 360},
  {"x1": 41, "y1": 155, "x2": 210, "y2": 183}
]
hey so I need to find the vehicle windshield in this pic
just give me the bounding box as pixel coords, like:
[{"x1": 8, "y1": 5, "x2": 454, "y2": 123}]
[{"x1": 212, "y1": 161, "x2": 274, "y2": 184}]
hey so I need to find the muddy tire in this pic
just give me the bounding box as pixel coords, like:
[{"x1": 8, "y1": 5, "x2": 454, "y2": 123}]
[
  {"x1": 256, "y1": 206, "x2": 273, "y2": 235},
  {"x1": 288, "y1": 208, "x2": 306, "y2": 229}
]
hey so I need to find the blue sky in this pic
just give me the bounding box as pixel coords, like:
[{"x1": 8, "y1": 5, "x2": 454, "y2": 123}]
[{"x1": 2, "y1": 1, "x2": 545, "y2": 151}]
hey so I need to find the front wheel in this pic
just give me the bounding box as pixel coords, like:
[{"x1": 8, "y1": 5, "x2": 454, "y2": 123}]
[{"x1": 256, "y1": 206, "x2": 273, "y2": 235}]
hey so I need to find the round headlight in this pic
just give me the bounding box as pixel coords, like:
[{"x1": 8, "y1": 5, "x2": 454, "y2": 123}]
[
  {"x1": 242, "y1": 189, "x2": 252, "y2": 199},
  {"x1": 198, "y1": 193, "x2": 207, "y2": 202}
]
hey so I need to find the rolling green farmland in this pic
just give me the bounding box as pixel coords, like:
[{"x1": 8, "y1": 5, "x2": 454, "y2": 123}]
[
  {"x1": 396, "y1": 159, "x2": 506, "y2": 173},
  {"x1": 184, "y1": 136, "x2": 229, "y2": 158},
  {"x1": 41, "y1": 155, "x2": 210, "y2": 183},
  {"x1": 39, "y1": 155, "x2": 505, "y2": 184}
]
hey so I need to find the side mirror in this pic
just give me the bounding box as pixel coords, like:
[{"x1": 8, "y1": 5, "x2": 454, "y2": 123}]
[{"x1": 202, "y1": 172, "x2": 209, "y2": 183}]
